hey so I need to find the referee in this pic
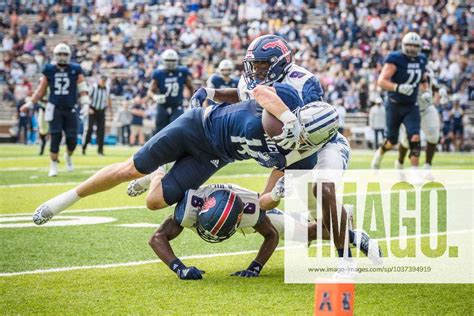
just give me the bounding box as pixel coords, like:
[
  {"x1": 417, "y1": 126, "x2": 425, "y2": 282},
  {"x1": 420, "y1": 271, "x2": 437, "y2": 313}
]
[{"x1": 82, "y1": 75, "x2": 112, "y2": 155}]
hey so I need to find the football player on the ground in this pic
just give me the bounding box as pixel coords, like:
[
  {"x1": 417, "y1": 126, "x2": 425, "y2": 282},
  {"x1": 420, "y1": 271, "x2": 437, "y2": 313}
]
[
  {"x1": 371, "y1": 32, "x2": 427, "y2": 169},
  {"x1": 150, "y1": 183, "x2": 376, "y2": 280},
  {"x1": 32, "y1": 83, "x2": 304, "y2": 225},
  {"x1": 190, "y1": 34, "x2": 324, "y2": 108},
  {"x1": 396, "y1": 40, "x2": 444, "y2": 173},
  {"x1": 21, "y1": 43, "x2": 90, "y2": 176},
  {"x1": 145, "y1": 49, "x2": 194, "y2": 134}
]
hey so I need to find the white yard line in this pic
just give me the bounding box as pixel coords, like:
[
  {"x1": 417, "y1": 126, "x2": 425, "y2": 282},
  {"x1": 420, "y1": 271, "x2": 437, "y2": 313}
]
[
  {"x1": 0, "y1": 173, "x2": 269, "y2": 188},
  {"x1": 1, "y1": 229, "x2": 471, "y2": 277},
  {"x1": 0, "y1": 206, "x2": 147, "y2": 217}
]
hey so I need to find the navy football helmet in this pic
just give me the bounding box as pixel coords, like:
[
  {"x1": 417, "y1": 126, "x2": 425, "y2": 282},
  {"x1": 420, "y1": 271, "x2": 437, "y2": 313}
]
[
  {"x1": 196, "y1": 190, "x2": 244, "y2": 243},
  {"x1": 243, "y1": 35, "x2": 293, "y2": 89}
]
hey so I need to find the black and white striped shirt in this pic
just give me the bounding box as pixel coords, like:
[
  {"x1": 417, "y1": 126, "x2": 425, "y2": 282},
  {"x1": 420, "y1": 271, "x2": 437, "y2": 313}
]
[{"x1": 90, "y1": 84, "x2": 110, "y2": 111}]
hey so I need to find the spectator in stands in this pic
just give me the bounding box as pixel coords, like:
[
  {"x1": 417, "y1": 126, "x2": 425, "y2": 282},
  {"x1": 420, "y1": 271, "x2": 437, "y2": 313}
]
[
  {"x1": 14, "y1": 77, "x2": 32, "y2": 144},
  {"x1": 129, "y1": 97, "x2": 146, "y2": 146},
  {"x1": 334, "y1": 99, "x2": 346, "y2": 135},
  {"x1": 368, "y1": 96, "x2": 386, "y2": 149}
]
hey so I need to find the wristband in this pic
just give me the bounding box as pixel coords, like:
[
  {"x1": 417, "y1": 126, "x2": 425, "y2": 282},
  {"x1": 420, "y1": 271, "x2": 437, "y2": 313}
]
[
  {"x1": 247, "y1": 260, "x2": 263, "y2": 274},
  {"x1": 204, "y1": 88, "x2": 215, "y2": 100},
  {"x1": 279, "y1": 109, "x2": 297, "y2": 124},
  {"x1": 169, "y1": 258, "x2": 185, "y2": 273}
]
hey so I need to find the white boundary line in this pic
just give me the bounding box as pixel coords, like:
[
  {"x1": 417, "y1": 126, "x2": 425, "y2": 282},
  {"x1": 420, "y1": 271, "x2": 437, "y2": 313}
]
[
  {"x1": 0, "y1": 173, "x2": 269, "y2": 188},
  {"x1": 1, "y1": 230, "x2": 471, "y2": 277},
  {"x1": 0, "y1": 206, "x2": 147, "y2": 217}
]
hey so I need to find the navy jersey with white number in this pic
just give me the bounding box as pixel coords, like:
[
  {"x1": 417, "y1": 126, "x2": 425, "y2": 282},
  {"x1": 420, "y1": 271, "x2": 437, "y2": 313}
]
[
  {"x1": 207, "y1": 74, "x2": 239, "y2": 89},
  {"x1": 384, "y1": 51, "x2": 427, "y2": 105},
  {"x1": 42, "y1": 63, "x2": 83, "y2": 109},
  {"x1": 152, "y1": 66, "x2": 190, "y2": 107},
  {"x1": 204, "y1": 83, "x2": 302, "y2": 168}
]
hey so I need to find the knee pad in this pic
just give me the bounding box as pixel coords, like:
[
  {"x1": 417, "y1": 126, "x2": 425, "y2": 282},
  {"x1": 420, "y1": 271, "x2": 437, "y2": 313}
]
[
  {"x1": 408, "y1": 140, "x2": 421, "y2": 158},
  {"x1": 50, "y1": 133, "x2": 62, "y2": 153},
  {"x1": 66, "y1": 136, "x2": 77, "y2": 152}
]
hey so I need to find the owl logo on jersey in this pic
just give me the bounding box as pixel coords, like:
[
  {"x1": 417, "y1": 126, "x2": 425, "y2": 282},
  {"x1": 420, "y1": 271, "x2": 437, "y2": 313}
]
[{"x1": 243, "y1": 35, "x2": 293, "y2": 88}]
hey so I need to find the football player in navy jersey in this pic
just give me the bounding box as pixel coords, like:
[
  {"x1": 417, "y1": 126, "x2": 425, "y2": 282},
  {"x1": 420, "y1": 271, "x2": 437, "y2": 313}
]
[
  {"x1": 32, "y1": 83, "x2": 304, "y2": 225},
  {"x1": 145, "y1": 49, "x2": 194, "y2": 134},
  {"x1": 21, "y1": 43, "x2": 91, "y2": 177},
  {"x1": 207, "y1": 59, "x2": 239, "y2": 90},
  {"x1": 371, "y1": 32, "x2": 427, "y2": 170},
  {"x1": 190, "y1": 35, "x2": 324, "y2": 108}
]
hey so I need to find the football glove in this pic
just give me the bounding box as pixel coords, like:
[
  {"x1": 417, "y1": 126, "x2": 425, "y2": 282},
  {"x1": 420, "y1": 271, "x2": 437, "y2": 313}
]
[
  {"x1": 152, "y1": 94, "x2": 166, "y2": 104},
  {"x1": 231, "y1": 260, "x2": 262, "y2": 278},
  {"x1": 273, "y1": 111, "x2": 301, "y2": 150},
  {"x1": 169, "y1": 258, "x2": 205, "y2": 280},
  {"x1": 20, "y1": 99, "x2": 33, "y2": 113},
  {"x1": 256, "y1": 152, "x2": 285, "y2": 169},
  {"x1": 396, "y1": 84, "x2": 414, "y2": 96},
  {"x1": 420, "y1": 91, "x2": 432, "y2": 105},
  {"x1": 190, "y1": 88, "x2": 208, "y2": 108},
  {"x1": 270, "y1": 175, "x2": 294, "y2": 201}
]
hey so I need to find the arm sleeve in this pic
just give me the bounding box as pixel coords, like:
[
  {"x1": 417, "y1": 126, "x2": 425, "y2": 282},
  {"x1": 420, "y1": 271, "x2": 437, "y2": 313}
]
[
  {"x1": 274, "y1": 83, "x2": 303, "y2": 111},
  {"x1": 302, "y1": 77, "x2": 324, "y2": 104}
]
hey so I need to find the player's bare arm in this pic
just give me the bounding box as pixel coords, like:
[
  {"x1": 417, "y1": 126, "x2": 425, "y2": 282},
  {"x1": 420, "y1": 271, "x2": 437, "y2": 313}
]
[
  {"x1": 20, "y1": 75, "x2": 48, "y2": 112},
  {"x1": 213, "y1": 88, "x2": 240, "y2": 104},
  {"x1": 253, "y1": 85, "x2": 302, "y2": 150},
  {"x1": 377, "y1": 63, "x2": 397, "y2": 92},
  {"x1": 145, "y1": 79, "x2": 165, "y2": 104},
  {"x1": 184, "y1": 75, "x2": 194, "y2": 99},
  {"x1": 148, "y1": 216, "x2": 184, "y2": 265},
  {"x1": 231, "y1": 215, "x2": 279, "y2": 277},
  {"x1": 259, "y1": 169, "x2": 284, "y2": 210}
]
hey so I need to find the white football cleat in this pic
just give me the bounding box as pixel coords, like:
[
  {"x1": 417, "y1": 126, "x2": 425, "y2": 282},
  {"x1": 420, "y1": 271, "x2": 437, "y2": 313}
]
[
  {"x1": 352, "y1": 230, "x2": 383, "y2": 265},
  {"x1": 394, "y1": 159, "x2": 404, "y2": 170},
  {"x1": 48, "y1": 160, "x2": 58, "y2": 177},
  {"x1": 64, "y1": 153, "x2": 74, "y2": 172},
  {"x1": 423, "y1": 163, "x2": 434, "y2": 181},
  {"x1": 371, "y1": 149, "x2": 382, "y2": 169},
  {"x1": 33, "y1": 204, "x2": 54, "y2": 225}
]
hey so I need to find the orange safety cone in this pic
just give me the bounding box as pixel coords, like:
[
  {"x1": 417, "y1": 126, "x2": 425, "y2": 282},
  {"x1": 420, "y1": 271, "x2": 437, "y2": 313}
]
[{"x1": 314, "y1": 282, "x2": 355, "y2": 315}]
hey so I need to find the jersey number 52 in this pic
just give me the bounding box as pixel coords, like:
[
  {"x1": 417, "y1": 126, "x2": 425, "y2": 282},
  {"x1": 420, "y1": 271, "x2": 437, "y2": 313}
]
[{"x1": 54, "y1": 77, "x2": 70, "y2": 95}]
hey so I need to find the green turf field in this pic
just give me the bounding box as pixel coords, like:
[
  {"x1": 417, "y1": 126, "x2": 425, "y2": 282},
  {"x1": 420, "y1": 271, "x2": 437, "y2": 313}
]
[{"x1": 1, "y1": 145, "x2": 472, "y2": 314}]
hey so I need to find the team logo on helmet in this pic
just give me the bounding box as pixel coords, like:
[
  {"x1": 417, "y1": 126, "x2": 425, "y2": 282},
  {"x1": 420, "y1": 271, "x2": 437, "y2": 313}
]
[
  {"x1": 262, "y1": 40, "x2": 291, "y2": 63},
  {"x1": 200, "y1": 196, "x2": 217, "y2": 214}
]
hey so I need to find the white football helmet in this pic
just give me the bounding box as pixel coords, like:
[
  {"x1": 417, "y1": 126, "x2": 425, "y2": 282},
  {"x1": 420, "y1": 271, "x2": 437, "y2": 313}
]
[
  {"x1": 450, "y1": 93, "x2": 460, "y2": 104},
  {"x1": 297, "y1": 101, "x2": 339, "y2": 151},
  {"x1": 53, "y1": 43, "x2": 71, "y2": 66},
  {"x1": 218, "y1": 59, "x2": 234, "y2": 77},
  {"x1": 401, "y1": 32, "x2": 422, "y2": 58},
  {"x1": 161, "y1": 49, "x2": 179, "y2": 70}
]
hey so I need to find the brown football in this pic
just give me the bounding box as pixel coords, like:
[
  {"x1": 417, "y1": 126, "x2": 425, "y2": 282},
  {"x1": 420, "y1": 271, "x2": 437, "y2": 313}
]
[{"x1": 262, "y1": 109, "x2": 283, "y2": 138}]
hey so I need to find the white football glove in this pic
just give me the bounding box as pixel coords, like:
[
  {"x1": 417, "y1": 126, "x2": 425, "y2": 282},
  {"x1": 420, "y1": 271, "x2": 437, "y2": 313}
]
[
  {"x1": 270, "y1": 175, "x2": 295, "y2": 202},
  {"x1": 152, "y1": 94, "x2": 166, "y2": 104},
  {"x1": 420, "y1": 91, "x2": 432, "y2": 105},
  {"x1": 396, "y1": 84, "x2": 414, "y2": 96},
  {"x1": 273, "y1": 110, "x2": 301, "y2": 150},
  {"x1": 80, "y1": 103, "x2": 90, "y2": 118}
]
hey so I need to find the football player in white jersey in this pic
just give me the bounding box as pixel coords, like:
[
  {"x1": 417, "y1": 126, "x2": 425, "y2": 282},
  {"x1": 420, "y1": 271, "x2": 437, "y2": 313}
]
[
  {"x1": 149, "y1": 183, "x2": 378, "y2": 280},
  {"x1": 190, "y1": 34, "x2": 324, "y2": 108},
  {"x1": 396, "y1": 40, "x2": 444, "y2": 172}
]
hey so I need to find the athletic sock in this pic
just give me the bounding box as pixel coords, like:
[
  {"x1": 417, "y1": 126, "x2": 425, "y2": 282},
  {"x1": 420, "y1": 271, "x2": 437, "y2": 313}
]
[{"x1": 45, "y1": 189, "x2": 80, "y2": 215}]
